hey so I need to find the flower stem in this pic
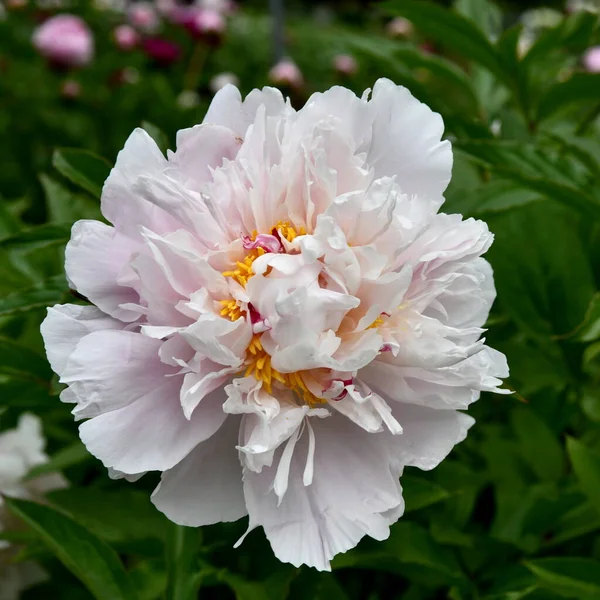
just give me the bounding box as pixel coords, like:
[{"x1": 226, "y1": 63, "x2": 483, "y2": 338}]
[{"x1": 165, "y1": 523, "x2": 202, "y2": 600}]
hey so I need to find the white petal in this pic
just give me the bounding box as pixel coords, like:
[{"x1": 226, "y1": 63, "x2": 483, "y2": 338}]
[
  {"x1": 79, "y1": 386, "x2": 227, "y2": 474},
  {"x1": 240, "y1": 414, "x2": 403, "y2": 571},
  {"x1": 368, "y1": 79, "x2": 453, "y2": 201},
  {"x1": 41, "y1": 304, "x2": 123, "y2": 376},
  {"x1": 151, "y1": 416, "x2": 246, "y2": 526},
  {"x1": 65, "y1": 221, "x2": 140, "y2": 322}
]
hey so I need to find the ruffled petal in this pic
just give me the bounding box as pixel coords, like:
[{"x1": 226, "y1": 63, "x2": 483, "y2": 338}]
[{"x1": 151, "y1": 416, "x2": 246, "y2": 526}]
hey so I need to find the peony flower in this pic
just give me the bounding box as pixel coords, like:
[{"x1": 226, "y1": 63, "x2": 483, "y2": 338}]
[
  {"x1": 209, "y1": 71, "x2": 240, "y2": 93},
  {"x1": 333, "y1": 53, "x2": 358, "y2": 76},
  {"x1": 268, "y1": 58, "x2": 303, "y2": 88},
  {"x1": 60, "y1": 79, "x2": 81, "y2": 99},
  {"x1": 583, "y1": 46, "x2": 600, "y2": 72},
  {"x1": 32, "y1": 14, "x2": 94, "y2": 68},
  {"x1": 41, "y1": 79, "x2": 509, "y2": 570},
  {"x1": 113, "y1": 24, "x2": 139, "y2": 51},
  {"x1": 128, "y1": 1, "x2": 159, "y2": 33},
  {"x1": 386, "y1": 16, "x2": 413, "y2": 38},
  {"x1": 0, "y1": 414, "x2": 67, "y2": 599},
  {"x1": 142, "y1": 37, "x2": 180, "y2": 65}
]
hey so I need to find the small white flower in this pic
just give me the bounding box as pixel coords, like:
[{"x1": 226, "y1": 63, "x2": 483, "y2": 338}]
[
  {"x1": 42, "y1": 80, "x2": 509, "y2": 570},
  {"x1": 0, "y1": 414, "x2": 67, "y2": 599}
]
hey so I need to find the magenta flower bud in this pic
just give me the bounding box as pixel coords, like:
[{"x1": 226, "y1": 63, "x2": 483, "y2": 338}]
[
  {"x1": 33, "y1": 15, "x2": 94, "y2": 68},
  {"x1": 333, "y1": 54, "x2": 358, "y2": 76},
  {"x1": 113, "y1": 25, "x2": 139, "y2": 51},
  {"x1": 583, "y1": 46, "x2": 600, "y2": 73},
  {"x1": 386, "y1": 17, "x2": 413, "y2": 38},
  {"x1": 128, "y1": 2, "x2": 159, "y2": 33},
  {"x1": 269, "y1": 58, "x2": 303, "y2": 88},
  {"x1": 61, "y1": 79, "x2": 81, "y2": 99},
  {"x1": 142, "y1": 37, "x2": 180, "y2": 65}
]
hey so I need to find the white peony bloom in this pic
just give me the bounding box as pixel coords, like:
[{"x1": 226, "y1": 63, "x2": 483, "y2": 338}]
[
  {"x1": 0, "y1": 414, "x2": 67, "y2": 599},
  {"x1": 41, "y1": 79, "x2": 509, "y2": 570}
]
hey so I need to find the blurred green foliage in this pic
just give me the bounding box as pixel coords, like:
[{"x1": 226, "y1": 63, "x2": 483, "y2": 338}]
[{"x1": 1, "y1": 0, "x2": 600, "y2": 598}]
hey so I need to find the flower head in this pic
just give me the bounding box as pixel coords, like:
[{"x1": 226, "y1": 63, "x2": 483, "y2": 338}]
[
  {"x1": 113, "y1": 24, "x2": 139, "y2": 51},
  {"x1": 333, "y1": 53, "x2": 358, "y2": 76},
  {"x1": 268, "y1": 58, "x2": 303, "y2": 88},
  {"x1": 42, "y1": 80, "x2": 509, "y2": 570},
  {"x1": 583, "y1": 46, "x2": 600, "y2": 72},
  {"x1": 142, "y1": 37, "x2": 180, "y2": 65},
  {"x1": 0, "y1": 414, "x2": 67, "y2": 598},
  {"x1": 386, "y1": 16, "x2": 413, "y2": 37},
  {"x1": 128, "y1": 1, "x2": 159, "y2": 33},
  {"x1": 33, "y1": 14, "x2": 94, "y2": 68}
]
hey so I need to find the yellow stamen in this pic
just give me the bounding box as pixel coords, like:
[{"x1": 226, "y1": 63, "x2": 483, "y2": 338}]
[{"x1": 368, "y1": 315, "x2": 385, "y2": 330}]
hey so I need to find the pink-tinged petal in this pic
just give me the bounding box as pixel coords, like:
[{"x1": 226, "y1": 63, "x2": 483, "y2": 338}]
[
  {"x1": 242, "y1": 233, "x2": 283, "y2": 253},
  {"x1": 60, "y1": 330, "x2": 176, "y2": 419},
  {"x1": 41, "y1": 304, "x2": 123, "y2": 376},
  {"x1": 181, "y1": 361, "x2": 237, "y2": 419},
  {"x1": 65, "y1": 221, "x2": 140, "y2": 322},
  {"x1": 170, "y1": 124, "x2": 242, "y2": 193},
  {"x1": 361, "y1": 346, "x2": 509, "y2": 410},
  {"x1": 151, "y1": 416, "x2": 246, "y2": 526},
  {"x1": 79, "y1": 385, "x2": 227, "y2": 474},
  {"x1": 102, "y1": 128, "x2": 182, "y2": 238},
  {"x1": 368, "y1": 79, "x2": 452, "y2": 202},
  {"x1": 388, "y1": 403, "x2": 474, "y2": 471},
  {"x1": 240, "y1": 414, "x2": 403, "y2": 571},
  {"x1": 203, "y1": 84, "x2": 290, "y2": 138}
]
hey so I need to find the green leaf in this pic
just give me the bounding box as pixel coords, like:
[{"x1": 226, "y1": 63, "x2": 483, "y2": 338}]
[
  {"x1": 0, "y1": 336, "x2": 52, "y2": 380},
  {"x1": 525, "y1": 558, "x2": 600, "y2": 599},
  {"x1": 548, "y1": 502, "x2": 600, "y2": 546},
  {"x1": 165, "y1": 524, "x2": 201, "y2": 600},
  {"x1": 40, "y1": 174, "x2": 101, "y2": 223},
  {"x1": 26, "y1": 441, "x2": 91, "y2": 479},
  {"x1": 454, "y1": 0, "x2": 502, "y2": 40},
  {"x1": 5, "y1": 497, "x2": 137, "y2": 600},
  {"x1": 537, "y1": 74, "x2": 600, "y2": 123},
  {"x1": 382, "y1": 0, "x2": 507, "y2": 83},
  {"x1": 566, "y1": 437, "x2": 600, "y2": 513},
  {"x1": 52, "y1": 149, "x2": 112, "y2": 199},
  {"x1": 402, "y1": 475, "x2": 451, "y2": 512},
  {"x1": 0, "y1": 223, "x2": 71, "y2": 253},
  {"x1": 0, "y1": 274, "x2": 69, "y2": 317},
  {"x1": 142, "y1": 121, "x2": 170, "y2": 155},
  {"x1": 48, "y1": 487, "x2": 167, "y2": 544},
  {"x1": 511, "y1": 407, "x2": 564, "y2": 481}
]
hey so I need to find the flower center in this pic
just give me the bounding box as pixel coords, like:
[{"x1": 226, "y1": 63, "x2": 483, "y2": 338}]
[{"x1": 221, "y1": 222, "x2": 321, "y2": 406}]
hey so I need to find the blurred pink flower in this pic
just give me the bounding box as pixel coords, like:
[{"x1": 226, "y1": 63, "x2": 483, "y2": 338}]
[
  {"x1": 269, "y1": 58, "x2": 303, "y2": 88},
  {"x1": 583, "y1": 46, "x2": 600, "y2": 72},
  {"x1": 142, "y1": 37, "x2": 180, "y2": 65},
  {"x1": 42, "y1": 79, "x2": 509, "y2": 571},
  {"x1": 333, "y1": 54, "x2": 358, "y2": 76},
  {"x1": 209, "y1": 71, "x2": 239, "y2": 93},
  {"x1": 194, "y1": 8, "x2": 225, "y2": 34},
  {"x1": 61, "y1": 79, "x2": 81, "y2": 98},
  {"x1": 386, "y1": 17, "x2": 413, "y2": 37},
  {"x1": 128, "y1": 2, "x2": 159, "y2": 33},
  {"x1": 113, "y1": 24, "x2": 139, "y2": 51},
  {"x1": 33, "y1": 14, "x2": 94, "y2": 68}
]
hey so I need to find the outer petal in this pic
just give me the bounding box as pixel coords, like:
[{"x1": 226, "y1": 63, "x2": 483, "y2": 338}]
[
  {"x1": 41, "y1": 304, "x2": 123, "y2": 376},
  {"x1": 240, "y1": 414, "x2": 404, "y2": 571},
  {"x1": 151, "y1": 416, "x2": 246, "y2": 526},
  {"x1": 368, "y1": 79, "x2": 452, "y2": 202},
  {"x1": 101, "y1": 128, "x2": 182, "y2": 238},
  {"x1": 65, "y1": 221, "x2": 140, "y2": 322},
  {"x1": 79, "y1": 385, "x2": 227, "y2": 474},
  {"x1": 60, "y1": 330, "x2": 175, "y2": 419},
  {"x1": 203, "y1": 84, "x2": 290, "y2": 138},
  {"x1": 389, "y1": 403, "x2": 474, "y2": 470}
]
